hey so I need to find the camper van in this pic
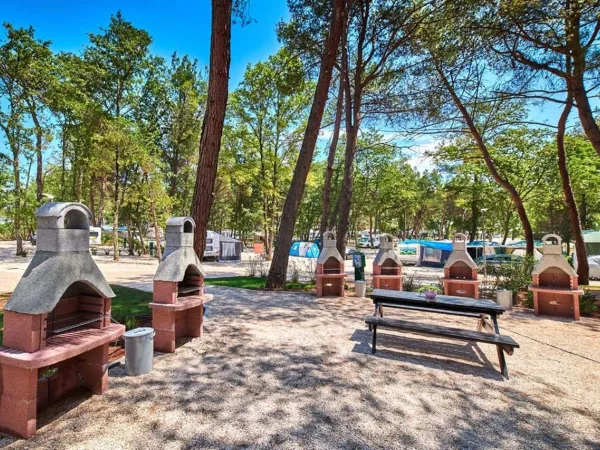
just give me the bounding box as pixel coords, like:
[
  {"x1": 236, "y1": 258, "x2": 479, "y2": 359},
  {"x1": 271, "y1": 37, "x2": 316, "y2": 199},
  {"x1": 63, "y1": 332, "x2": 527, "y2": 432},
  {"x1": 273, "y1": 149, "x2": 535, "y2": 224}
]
[{"x1": 204, "y1": 230, "x2": 220, "y2": 260}]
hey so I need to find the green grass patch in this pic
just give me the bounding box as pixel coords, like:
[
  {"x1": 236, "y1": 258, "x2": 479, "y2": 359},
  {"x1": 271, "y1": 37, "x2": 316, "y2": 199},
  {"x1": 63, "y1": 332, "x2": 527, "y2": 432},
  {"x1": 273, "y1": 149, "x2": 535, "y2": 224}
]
[
  {"x1": 110, "y1": 284, "x2": 153, "y2": 327},
  {"x1": 205, "y1": 276, "x2": 267, "y2": 289},
  {"x1": 204, "y1": 276, "x2": 315, "y2": 291}
]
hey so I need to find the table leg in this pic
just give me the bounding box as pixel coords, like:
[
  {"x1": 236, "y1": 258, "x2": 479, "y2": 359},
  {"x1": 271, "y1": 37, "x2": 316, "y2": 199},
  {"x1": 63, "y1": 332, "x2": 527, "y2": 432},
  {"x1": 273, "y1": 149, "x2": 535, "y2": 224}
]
[
  {"x1": 476, "y1": 314, "x2": 484, "y2": 332},
  {"x1": 372, "y1": 325, "x2": 377, "y2": 354},
  {"x1": 491, "y1": 314, "x2": 509, "y2": 378},
  {"x1": 491, "y1": 314, "x2": 501, "y2": 335}
]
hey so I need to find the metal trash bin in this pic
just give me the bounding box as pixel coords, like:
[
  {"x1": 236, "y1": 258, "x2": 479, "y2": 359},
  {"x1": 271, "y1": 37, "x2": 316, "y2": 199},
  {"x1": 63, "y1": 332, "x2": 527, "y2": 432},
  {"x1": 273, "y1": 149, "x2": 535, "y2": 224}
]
[
  {"x1": 496, "y1": 290, "x2": 513, "y2": 310},
  {"x1": 124, "y1": 327, "x2": 155, "y2": 376},
  {"x1": 355, "y1": 280, "x2": 367, "y2": 298}
]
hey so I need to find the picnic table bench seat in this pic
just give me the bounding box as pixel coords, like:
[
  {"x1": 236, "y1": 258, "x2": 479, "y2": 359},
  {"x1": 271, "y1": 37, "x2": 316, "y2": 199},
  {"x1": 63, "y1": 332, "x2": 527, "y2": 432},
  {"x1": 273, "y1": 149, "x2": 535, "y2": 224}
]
[{"x1": 365, "y1": 316, "x2": 519, "y2": 378}]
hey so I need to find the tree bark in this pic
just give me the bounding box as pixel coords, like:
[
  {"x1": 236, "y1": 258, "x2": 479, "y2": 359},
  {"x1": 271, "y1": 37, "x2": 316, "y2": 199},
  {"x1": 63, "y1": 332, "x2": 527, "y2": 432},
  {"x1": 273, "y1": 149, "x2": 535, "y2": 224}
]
[
  {"x1": 265, "y1": 0, "x2": 346, "y2": 288},
  {"x1": 97, "y1": 177, "x2": 106, "y2": 228},
  {"x1": 13, "y1": 149, "x2": 23, "y2": 256},
  {"x1": 336, "y1": 124, "x2": 359, "y2": 255},
  {"x1": 557, "y1": 85, "x2": 589, "y2": 284},
  {"x1": 150, "y1": 195, "x2": 163, "y2": 260},
  {"x1": 191, "y1": 0, "x2": 233, "y2": 259},
  {"x1": 319, "y1": 77, "x2": 344, "y2": 242},
  {"x1": 434, "y1": 62, "x2": 535, "y2": 256},
  {"x1": 30, "y1": 107, "x2": 44, "y2": 203}
]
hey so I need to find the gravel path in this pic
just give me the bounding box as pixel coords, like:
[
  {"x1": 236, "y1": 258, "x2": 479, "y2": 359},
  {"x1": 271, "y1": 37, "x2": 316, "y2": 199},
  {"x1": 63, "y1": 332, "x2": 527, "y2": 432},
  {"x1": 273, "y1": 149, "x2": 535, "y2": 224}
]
[{"x1": 1, "y1": 286, "x2": 599, "y2": 449}]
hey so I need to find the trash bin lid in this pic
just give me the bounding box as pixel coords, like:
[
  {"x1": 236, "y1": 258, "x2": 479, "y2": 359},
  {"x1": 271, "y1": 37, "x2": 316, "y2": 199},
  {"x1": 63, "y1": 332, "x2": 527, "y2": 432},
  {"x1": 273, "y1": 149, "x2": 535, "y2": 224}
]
[{"x1": 124, "y1": 327, "x2": 154, "y2": 340}]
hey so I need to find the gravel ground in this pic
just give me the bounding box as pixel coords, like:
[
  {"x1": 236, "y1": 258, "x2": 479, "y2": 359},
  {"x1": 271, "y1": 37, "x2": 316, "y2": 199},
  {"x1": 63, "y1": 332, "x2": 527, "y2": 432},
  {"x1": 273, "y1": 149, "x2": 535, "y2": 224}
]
[{"x1": 1, "y1": 286, "x2": 599, "y2": 449}]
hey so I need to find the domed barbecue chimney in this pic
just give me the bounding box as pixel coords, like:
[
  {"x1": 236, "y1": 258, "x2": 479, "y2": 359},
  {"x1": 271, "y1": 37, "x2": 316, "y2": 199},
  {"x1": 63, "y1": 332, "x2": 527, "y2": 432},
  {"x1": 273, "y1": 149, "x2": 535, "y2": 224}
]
[
  {"x1": 315, "y1": 232, "x2": 347, "y2": 297},
  {"x1": 441, "y1": 233, "x2": 480, "y2": 298},
  {"x1": 372, "y1": 234, "x2": 403, "y2": 291},
  {"x1": 528, "y1": 234, "x2": 583, "y2": 320}
]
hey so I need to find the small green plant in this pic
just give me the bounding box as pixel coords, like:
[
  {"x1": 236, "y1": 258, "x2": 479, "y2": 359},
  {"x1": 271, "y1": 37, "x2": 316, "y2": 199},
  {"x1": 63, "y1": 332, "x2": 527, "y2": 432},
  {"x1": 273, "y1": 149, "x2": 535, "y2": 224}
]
[
  {"x1": 289, "y1": 261, "x2": 301, "y2": 283},
  {"x1": 39, "y1": 368, "x2": 58, "y2": 379},
  {"x1": 523, "y1": 291, "x2": 534, "y2": 308},
  {"x1": 257, "y1": 259, "x2": 268, "y2": 277},
  {"x1": 580, "y1": 290, "x2": 599, "y2": 315},
  {"x1": 304, "y1": 259, "x2": 317, "y2": 283},
  {"x1": 125, "y1": 316, "x2": 140, "y2": 330},
  {"x1": 402, "y1": 273, "x2": 422, "y2": 292},
  {"x1": 486, "y1": 256, "x2": 536, "y2": 301},
  {"x1": 245, "y1": 255, "x2": 263, "y2": 277}
]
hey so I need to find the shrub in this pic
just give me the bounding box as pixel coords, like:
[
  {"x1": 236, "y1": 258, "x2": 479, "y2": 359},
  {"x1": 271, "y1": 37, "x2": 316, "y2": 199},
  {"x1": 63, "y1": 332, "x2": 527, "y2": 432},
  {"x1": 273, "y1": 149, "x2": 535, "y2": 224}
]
[
  {"x1": 580, "y1": 290, "x2": 599, "y2": 315},
  {"x1": 486, "y1": 256, "x2": 536, "y2": 301},
  {"x1": 523, "y1": 291, "x2": 534, "y2": 308},
  {"x1": 289, "y1": 261, "x2": 301, "y2": 283},
  {"x1": 125, "y1": 316, "x2": 140, "y2": 330},
  {"x1": 304, "y1": 259, "x2": 317, "y2": 283},
  {"x1": 245, "y1": 255, "x2": 267, "y2": 277},
  {"x1": 402, "y1": 273, "x2": 422, "y2": 292}
]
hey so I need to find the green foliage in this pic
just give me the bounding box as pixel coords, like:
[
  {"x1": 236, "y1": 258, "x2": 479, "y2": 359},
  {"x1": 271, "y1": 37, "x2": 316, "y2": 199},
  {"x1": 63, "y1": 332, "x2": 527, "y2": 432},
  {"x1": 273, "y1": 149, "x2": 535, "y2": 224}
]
[
  {"x1": 402, "y1": 273, "x2": 423, "y2": 292},
  {"x1": 486, "y1": 257, "x2": 536, "y2": 300},
  {"x1": 580, "y1": 291, "x2": 599, "y2": 315}
]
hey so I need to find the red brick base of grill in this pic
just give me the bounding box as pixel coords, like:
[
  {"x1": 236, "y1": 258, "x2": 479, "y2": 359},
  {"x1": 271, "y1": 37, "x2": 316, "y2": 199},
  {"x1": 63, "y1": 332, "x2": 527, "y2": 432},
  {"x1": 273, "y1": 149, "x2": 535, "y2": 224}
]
[
  {"x1": 0, "y1": 324, "x2": 124, "y2": 439},
  {"x1": 149, "y1": 295, "x2": 212, "y2": 353}
]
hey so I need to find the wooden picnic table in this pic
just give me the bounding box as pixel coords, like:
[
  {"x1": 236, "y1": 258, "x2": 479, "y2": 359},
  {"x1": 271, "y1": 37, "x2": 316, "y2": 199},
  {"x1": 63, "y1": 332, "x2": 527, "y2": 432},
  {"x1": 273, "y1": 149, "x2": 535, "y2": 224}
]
[{"x1": 367, "y1": 289, "x2": 518, "y2": 378}]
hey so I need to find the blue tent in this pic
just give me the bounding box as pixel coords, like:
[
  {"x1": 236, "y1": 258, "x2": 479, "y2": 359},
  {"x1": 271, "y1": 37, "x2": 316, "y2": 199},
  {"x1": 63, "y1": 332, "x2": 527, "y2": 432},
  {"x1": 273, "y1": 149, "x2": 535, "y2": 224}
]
[{"x1": 289, "y1": 241, "x2": 320, "y2": 258}]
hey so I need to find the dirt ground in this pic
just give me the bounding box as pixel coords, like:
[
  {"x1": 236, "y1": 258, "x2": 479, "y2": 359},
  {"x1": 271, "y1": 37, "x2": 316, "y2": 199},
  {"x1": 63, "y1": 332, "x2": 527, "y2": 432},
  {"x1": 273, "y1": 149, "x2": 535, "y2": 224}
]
[{"x1": 1, "y1": 286, "x2": 598, "y2": 449}]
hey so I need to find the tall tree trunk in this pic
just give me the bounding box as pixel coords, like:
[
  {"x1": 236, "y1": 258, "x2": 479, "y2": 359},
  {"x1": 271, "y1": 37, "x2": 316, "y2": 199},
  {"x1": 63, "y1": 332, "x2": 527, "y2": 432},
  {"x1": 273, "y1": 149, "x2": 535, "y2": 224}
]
[
  {"x1": 336, "y1": 124, "x2": 359, "y2": 255},
  {"x1": 113, "y1": 147, "x2": 120, "y2": 261},
  {"x1": 127, "y1": 215, "x2": 134, "y2": 255},
  {"x1": 149, "y1": 196, "x2": 162, "y2": 260},
  {"x1": 13, "y1": 152, "x2": 23, "y2": 256},
  {"x1": 336, "y1": 7, "x2": 364, "y2": 256},
  {"x1": 557, "y1": 84, "x2": 589, "y2": 283},
  {"x1": 434, "y1": 62, "x2": 535, "y2": 255},
  {"x1": 191, "y1": 0, "x2": 233, "y2": 259},
  {"x1": 580, "y1": 194, "x2": 587, "y2": 229},
  {"x1": 265, "y1": 0, "x2": 346, "y2": 288},
  {"x1": 319, "y1": 77, "x2": 344, "y2": 241},
  {"x1": 61, "y1": 125, "x2": 67, "y2": 200},
  {"x1": 571, "y1": 77, "x2": 600, "y2": 159},
  {"x1": 89, "y1": 176, "x2": 97, "y2": 227},
  {"x1": 501, "y1": 209, "x2": 512, "y2": 245},
  {"x1": 26, "y1": 101, "x2": 44, "y2": 203},
  {"x1": 136, "y1": 220, "x2": 146, "y2": 254},
  {"x1": 97, "y1": 177, "x2": 106, "y2": 227},
  {"x1": 32, "y1": 118, "x2": 43, "y2": 203}
]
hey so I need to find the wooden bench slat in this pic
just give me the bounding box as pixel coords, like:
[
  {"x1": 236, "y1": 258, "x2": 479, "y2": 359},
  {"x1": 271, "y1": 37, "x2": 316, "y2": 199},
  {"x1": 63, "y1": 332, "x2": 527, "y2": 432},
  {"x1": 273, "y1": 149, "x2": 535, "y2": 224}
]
[
  {"x1": 378, "y1": 303, "x2": 482, "y2": 318},
  {"x1": 365, "y1": 316, "x2": 519, "y2": 348}
]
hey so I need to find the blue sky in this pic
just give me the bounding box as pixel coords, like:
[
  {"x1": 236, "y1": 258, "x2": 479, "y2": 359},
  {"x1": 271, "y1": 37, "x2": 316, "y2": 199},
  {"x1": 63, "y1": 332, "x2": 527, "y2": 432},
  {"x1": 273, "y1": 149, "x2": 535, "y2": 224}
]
[{"x1": 1, "y1": 0, "x2": 289, "y2": 87}]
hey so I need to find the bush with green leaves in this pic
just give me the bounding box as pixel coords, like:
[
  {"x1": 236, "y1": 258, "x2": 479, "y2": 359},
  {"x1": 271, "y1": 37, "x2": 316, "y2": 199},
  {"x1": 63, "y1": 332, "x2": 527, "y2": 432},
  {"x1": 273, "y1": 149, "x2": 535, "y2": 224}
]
[
  {"x1": 402, "y1": 273, "x2": 422, "y2": 292},
  {"x1": 485, "y1": 256, "x2": 536, "y2": 301},
  {"x1": 580, "y1": 291, "x2": 599, "y2": 315},
  {"x1": 289, "y1": 261, "x2": 301, "y2": 283}
]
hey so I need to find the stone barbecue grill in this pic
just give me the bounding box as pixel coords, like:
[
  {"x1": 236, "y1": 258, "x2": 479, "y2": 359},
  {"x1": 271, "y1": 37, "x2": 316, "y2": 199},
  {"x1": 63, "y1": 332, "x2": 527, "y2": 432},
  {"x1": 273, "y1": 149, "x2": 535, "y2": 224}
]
[
  {"x1": 528, "y1": 234, "x2": 583, "y2": 320},
  {"x1": 441, "y1": 233, "x2": 480, "y2": 298},
  {"x1": 0, "y1": 202, "x2": 124, "y2": 439},
  {"x1": 315, "y1": 232, "x2": 347, "y2": 297},
  {"x1": 372, "y1": 234, "x2": 403, "y2": 291},
  {"x1": 149, "y1": 217, "x2": 212, "y2": 353}
]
